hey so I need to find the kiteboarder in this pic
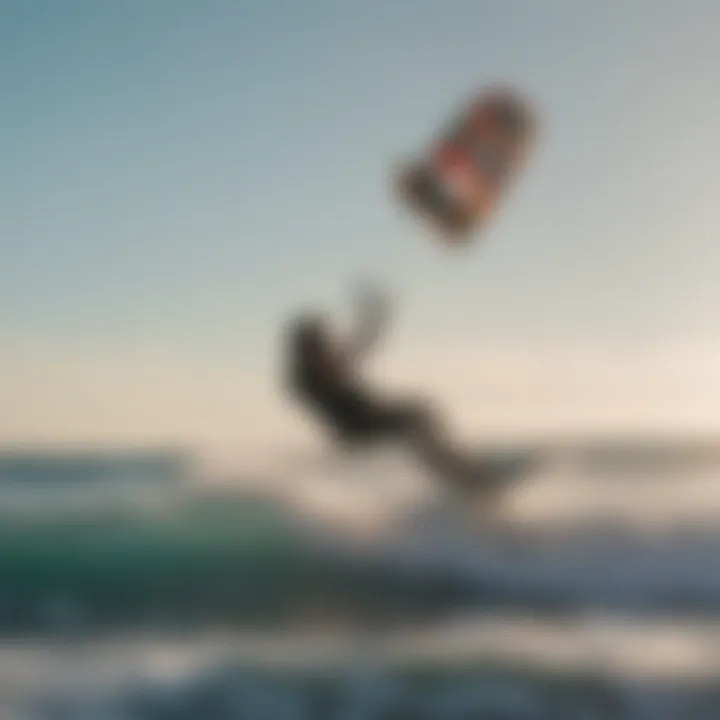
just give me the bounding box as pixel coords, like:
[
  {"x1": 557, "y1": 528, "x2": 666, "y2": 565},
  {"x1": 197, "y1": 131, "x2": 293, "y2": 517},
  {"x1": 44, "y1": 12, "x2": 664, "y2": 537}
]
[
  {"x1": 283, "y1": 284, "x2": 537, "y2": 491},
  {"x1": 284, "y1": 286, "x2": 455, "y2": 462}
]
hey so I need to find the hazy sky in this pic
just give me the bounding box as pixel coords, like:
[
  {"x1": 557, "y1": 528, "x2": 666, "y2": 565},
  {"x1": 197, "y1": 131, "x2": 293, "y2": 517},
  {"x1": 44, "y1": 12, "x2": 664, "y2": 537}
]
[{"x1": 3, "y1": 1, "x2": 720, "y2": 450}]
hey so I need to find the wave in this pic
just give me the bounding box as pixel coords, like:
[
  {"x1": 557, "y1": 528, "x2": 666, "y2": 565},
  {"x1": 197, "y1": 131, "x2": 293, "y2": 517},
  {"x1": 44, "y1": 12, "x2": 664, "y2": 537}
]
[{"x1": 3, "y1": 463, "x2": 720, "y2": 635}]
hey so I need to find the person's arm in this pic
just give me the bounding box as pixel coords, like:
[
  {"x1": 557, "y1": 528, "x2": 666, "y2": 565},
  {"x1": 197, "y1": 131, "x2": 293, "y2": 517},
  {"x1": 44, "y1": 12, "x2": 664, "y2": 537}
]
[{"x1": 342, "y1": 284, "x2": 392, "y2": 366}]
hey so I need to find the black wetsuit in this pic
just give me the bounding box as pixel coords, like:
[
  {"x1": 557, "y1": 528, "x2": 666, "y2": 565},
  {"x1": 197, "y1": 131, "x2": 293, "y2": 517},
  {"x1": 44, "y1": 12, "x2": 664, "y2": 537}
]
[{"x1": 287, "y1": 318, "x2": 431, "y2": 447}]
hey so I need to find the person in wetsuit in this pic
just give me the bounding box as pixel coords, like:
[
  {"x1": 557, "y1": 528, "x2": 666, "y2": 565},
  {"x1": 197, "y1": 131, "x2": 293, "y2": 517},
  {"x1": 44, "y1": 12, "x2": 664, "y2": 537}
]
[
  {"x1": 284, "y1": 285, "x2": 542, "y2": 490},
  {"x1": 285, "y1": 286, "x2": 450, "y2": 464}
]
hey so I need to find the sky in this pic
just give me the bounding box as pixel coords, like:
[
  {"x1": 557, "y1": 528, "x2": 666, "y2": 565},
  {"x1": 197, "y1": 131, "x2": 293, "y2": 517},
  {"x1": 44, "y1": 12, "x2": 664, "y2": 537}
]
[{"x1": 2, "y1": 0, "x2": 720, "y2": 453}]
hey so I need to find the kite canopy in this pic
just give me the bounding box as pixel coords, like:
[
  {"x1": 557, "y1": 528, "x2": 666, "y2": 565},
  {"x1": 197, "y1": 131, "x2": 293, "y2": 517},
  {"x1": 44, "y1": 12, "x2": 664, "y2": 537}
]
[{"x1": 396, "y1": 86, "x2": 537, "y2": 246}]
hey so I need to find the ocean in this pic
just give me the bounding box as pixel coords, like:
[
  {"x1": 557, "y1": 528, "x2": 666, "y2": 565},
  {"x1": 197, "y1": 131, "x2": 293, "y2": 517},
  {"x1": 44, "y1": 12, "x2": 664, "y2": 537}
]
[{"x1": 2, "y1": 441, "x2": 720, "y2": 718}]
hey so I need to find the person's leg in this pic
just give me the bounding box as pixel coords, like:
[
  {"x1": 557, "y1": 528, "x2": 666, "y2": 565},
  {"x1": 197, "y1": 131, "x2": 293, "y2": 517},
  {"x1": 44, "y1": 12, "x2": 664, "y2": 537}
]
[
  {"x1": 363, "y1": 398, "x2": 436, "y2": 441},
  {"x1": 333, "y1": 393, "x2": 476, "y2": 483},
  {"x1": 367, "y1": 398, "x2": 466, "y2": 474},
  {"x1": 374, "y1": 399, "x2": 485, "y2": 481},
  {"x1": 326, "y1": 395, "x2": 432, "y2": 446}
]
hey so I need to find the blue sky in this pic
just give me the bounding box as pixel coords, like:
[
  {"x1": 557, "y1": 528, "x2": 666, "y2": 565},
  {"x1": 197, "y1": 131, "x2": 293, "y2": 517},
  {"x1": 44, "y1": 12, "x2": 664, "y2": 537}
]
[{"x1": 3, "y1": 1, "x2": 720, "y2": 447}]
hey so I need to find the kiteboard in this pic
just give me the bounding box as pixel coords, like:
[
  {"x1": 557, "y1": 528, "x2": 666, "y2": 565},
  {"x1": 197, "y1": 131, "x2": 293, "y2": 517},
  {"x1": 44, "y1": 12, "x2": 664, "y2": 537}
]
[
  {"x1": 407, "y1": 448, "x2": 545, "y2": 535},
  {"x1": 396, "y1": 86, "x2": 537, "y2": 246},
  {"x1": 438, "y1": 448, "x2": 543, "y2": 506}
]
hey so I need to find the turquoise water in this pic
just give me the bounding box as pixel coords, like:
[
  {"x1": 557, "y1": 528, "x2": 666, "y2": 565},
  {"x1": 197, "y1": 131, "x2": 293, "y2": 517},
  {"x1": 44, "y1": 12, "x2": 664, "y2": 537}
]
[
  {"x1": 5, "y1": 458, "x2": 720, "y2": 634},
  {"x1": 0, "y1": 490, "x2": 486, "y2": 634},
  {"x1": 0, "y1": 495, "x2": 304, "y2": 632}
]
